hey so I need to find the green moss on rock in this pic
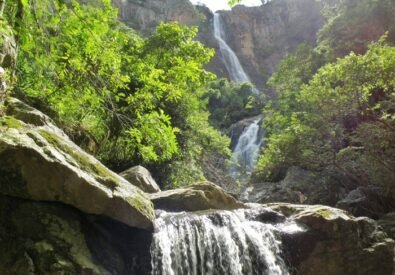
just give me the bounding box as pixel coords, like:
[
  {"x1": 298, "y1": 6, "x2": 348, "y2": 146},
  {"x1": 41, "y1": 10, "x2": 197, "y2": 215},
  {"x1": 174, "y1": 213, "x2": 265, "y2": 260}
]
[
  {"x1": 0, "y1": 116, "x2": 24, "y2": 129},
  {"x1": 39, "y1": 129, "x2": 119, "y2": 189}
]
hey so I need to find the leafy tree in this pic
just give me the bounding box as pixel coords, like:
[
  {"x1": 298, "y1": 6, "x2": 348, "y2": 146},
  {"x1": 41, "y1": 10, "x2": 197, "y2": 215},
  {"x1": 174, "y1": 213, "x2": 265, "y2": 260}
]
[
  {"x1": 204, "y1": 78, "x2": 263, "y2": 130},
  {"x1": 317, "y1": 0, "x2": 395, "y2": 58},
  {"x1": 13, "y1": 0, "x2": 230, "y2": 187},
  {"x1": 255, "y1": 38, "x2": 395, "y2": 191}
]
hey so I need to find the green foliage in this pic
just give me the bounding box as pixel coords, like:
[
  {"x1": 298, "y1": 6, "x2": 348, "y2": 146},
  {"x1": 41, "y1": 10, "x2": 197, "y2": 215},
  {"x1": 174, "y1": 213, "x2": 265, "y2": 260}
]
[
  {"x1": 317, "y1": 0, "x2": 395, "y2": 58},
  {"x1": 204, "y1": 78, "x2": 263, "y2": 130},
  {"x1": 13, "y1": 0, "x2": 230, "y2": 187},
  {"x1": 256, "y1": 38, "x2": 395, "y2": 188}
]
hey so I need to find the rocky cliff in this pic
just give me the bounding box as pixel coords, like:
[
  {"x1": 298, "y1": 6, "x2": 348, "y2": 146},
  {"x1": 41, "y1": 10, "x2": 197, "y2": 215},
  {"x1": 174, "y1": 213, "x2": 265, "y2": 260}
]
[
  {"x1": 218, "y1": 0, "x2": 326, "y2": 88},
  {"x1": 112, "y1": 0, "x2": 327, "y2": 89},
  {"x1": 112, "y1": 0, "x2": 201, "y2": 35}
]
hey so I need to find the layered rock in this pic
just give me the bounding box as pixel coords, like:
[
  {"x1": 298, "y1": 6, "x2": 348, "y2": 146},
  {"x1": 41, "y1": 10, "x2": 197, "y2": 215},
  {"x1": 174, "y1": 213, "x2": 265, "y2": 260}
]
[
  {"x1": 149, "y1": 181, "x2": 245, "y2": 212},
  {"x1": 112, "y1": 0, "x2": 200, "y2": 35},
  {"x1": 0, "y1": 97, "x2": 154, "y2": 229}
]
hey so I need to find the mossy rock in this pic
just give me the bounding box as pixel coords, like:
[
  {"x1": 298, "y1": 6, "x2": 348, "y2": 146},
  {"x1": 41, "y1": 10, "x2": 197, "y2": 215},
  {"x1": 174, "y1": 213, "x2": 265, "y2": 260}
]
[{"x1": 0, "y1": 98, "x2": 154, "y2": 229}]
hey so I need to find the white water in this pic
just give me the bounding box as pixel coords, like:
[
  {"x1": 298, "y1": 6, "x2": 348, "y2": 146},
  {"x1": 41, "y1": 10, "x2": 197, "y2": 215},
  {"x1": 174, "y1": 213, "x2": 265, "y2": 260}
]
[
  {"x1": 229, "y1": 118, "x2": 263, "y2": 178},
  {"x1": 151, "y1": 208, "x2": 296, "y2": 275},
  {"x1": 213, "y1": 13, "x2": 257, "y2": 93}
]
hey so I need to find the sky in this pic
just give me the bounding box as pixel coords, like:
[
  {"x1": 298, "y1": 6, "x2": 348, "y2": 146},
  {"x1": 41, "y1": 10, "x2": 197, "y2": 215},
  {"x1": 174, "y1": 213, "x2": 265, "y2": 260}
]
[{"x1": 189, "y1": 0, "x2": 262, "y2": 11}]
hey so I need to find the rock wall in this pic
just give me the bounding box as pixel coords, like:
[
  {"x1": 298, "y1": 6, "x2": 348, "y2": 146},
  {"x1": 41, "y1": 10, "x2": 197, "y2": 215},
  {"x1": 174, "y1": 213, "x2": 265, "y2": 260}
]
[
  {"x1": 218, "y1": 0, "x2": 326, "y2": 88},
  {"x1": 112, "y1": 0, "x2": 201, "y2": 35},
  {"x1": 112, "y1": 0, "x2": 328, "y2": 90}
]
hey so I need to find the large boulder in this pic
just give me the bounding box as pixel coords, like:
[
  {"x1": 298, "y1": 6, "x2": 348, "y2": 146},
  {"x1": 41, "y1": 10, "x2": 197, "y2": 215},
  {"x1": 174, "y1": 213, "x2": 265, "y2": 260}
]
[
  {"x1": 268, "y1": 204, "x2": 394, "y2": 275},
  {"x1": 119, "y1": 166, "x2": 161, "y2": 193},
  {"x1": 149, "y1": 181, "x2": 245, "y2": 212},
  {"x1": 0, "y1": 98, "x2": 154, "y2": 229}
]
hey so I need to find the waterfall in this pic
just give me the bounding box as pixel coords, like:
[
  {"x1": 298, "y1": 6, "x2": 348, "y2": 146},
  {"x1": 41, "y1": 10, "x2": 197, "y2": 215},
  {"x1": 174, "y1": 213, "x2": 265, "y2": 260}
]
[
  {"x1": 213, "y1": 12, "x2": 262, "y2": 177},
  {"x1": 150, "y1": 208, "x2": 299, "y2": 275},
  {"x1": 213, "y1": 12, "x2": 257, "y2": 93},
  {"x1": 229, "y1": 118, "x2": 263, "y2": 179}
]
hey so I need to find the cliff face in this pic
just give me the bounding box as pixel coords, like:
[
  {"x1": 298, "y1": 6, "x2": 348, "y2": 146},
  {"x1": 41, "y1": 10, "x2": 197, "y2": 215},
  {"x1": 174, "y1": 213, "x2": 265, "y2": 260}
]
[
  {"x1": 113, "y1": 0, "x2": 327, "y2": 89},
  {"x1": 218, "y1": 0, "x2": 325, "y2": 88},
  {"x1": 112, "y1": 0, "x2": 200, "y2": 34}
]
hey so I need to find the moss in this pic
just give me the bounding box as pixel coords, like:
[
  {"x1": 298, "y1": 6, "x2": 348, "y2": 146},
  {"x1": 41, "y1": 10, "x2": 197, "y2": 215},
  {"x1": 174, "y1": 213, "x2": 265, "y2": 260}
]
[
  {"x1": 38, "y1": 129, "x2": 119, "y2": 189},
  {"x1": 125, "y1": 194, "x2": 155, "y2": 221},
  {"x1": 0, "y1": 116, "x2": 24, "y2": 129},
  {"x1": 315, "y1": 208, "x2": 334, "y2": 219}
]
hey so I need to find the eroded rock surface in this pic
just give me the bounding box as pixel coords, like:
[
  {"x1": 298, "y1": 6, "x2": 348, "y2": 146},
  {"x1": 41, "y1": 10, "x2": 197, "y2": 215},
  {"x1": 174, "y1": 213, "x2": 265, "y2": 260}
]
[
  {"x1": 150, "y1": 181, "x2": 245, "y2": 212},
  {"x1": 0, "y1": 98, "x2": 154, "y2": 229}
]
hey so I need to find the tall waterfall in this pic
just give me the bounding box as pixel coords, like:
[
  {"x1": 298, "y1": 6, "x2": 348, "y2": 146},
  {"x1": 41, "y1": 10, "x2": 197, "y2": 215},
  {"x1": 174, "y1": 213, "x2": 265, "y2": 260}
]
[
  {"x1": 150, "y1": 208, "x2": 298, "y2": 275},
  {"x1": 214, "y1": 12, "x2": 262, "y2": 178},
  {"x1": 213, "y1": 13, "x2": 255, "y2": 87}
]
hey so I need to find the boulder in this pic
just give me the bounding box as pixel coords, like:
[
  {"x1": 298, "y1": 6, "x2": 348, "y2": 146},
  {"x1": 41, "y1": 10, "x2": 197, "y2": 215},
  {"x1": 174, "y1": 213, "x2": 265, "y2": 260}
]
[
  {"x1": 337, "y1": 187, "x2": 395, "y2": 219},
  {"x1": 119, "y1": 166, "x2": 161, "y2": 193},
  {"x1": 149, "y1": 181, "x2": 245, "y2": 212},
  {"x1": 242, "y1": 166, "x2": 346, "y2": 205},
  {"x1": 0, "y1": 98, "x2": 154, "y2": 229},
  {"x1": 268, "y1": 204, "x2": 394, "y2": 275}
]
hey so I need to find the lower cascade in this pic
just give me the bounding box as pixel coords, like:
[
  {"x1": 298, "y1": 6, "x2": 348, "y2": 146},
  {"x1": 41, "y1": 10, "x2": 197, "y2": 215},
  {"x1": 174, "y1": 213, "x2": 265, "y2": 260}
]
[
  {"x1": 229, "y1": 118, "x2": 264, "y2": 179},
  {"x1": 150, "y1": 208, "x2": 300, "y2": 275}
]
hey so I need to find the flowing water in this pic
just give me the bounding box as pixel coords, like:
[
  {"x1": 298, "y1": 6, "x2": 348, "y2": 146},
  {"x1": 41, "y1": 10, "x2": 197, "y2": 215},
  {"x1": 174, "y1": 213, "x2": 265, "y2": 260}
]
[
  {"x1": 213, "y1": 12, "x2": 258, "y2": 94},
  {"x1": 150, "y1": 207, "x2": 299, "y2": 275},
  {"x1": 213, "y1": 12, "x2": 262, "y2": 177},
  {"x1": 229, "y1": 118, "x2": 263, "y2": 179}
]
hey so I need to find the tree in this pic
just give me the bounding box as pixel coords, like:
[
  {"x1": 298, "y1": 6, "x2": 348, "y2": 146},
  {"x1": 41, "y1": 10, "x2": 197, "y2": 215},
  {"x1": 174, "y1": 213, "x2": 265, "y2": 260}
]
[
  {"x1": 14, "y1": 0, "x2": 230, "y2": 187},
  {"x1": 255, "y1": 38, "x2": 395, "y2": 190}
]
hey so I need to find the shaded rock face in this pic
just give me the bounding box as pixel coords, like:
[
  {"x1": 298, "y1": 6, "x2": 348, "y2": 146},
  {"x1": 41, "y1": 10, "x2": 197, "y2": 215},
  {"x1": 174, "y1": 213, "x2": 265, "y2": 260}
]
[
  {"x1": 149, "y1": 181, "x2": 245, "y2": 212},
  {"x1": 213, "y1": 0, "x2": 326, "y2": 89},
  {"x1": 0, "y1": 98, "x2": 154, "y2": 229},
  {"x1": 337, "y1": 187, "x2": 395, "y2": 219},
  {"x1": 119, "y1": 165, "x2": 161, "y2": 193},
  {"x1": 268, "y1": 204, "x2": 395, "y2": 275},
  {"x1": 241, "y1": 166, "x2": 347, "y2": 205},
  {"x1": 0, "y1": 195, "x2": 152, "y2": 275},
  {"x1": 112, "y1": 0, "x2": 200, "y2": 35}
]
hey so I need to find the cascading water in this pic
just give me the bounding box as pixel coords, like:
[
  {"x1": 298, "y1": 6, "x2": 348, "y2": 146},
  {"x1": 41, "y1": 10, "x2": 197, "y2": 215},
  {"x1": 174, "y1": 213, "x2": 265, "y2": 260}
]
[
  {"x1": 213, "y1": 12, "x2": 262, "y2": 177},
  {"x1": 150, "y1": 207, "x2": 300, "y2": 275},
  {"x1": 229, "y1": 118, "x2": 263, "y2": 178},
  {"x1": 213, "y1": 13, "x2": 257, "y2": 93}
]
